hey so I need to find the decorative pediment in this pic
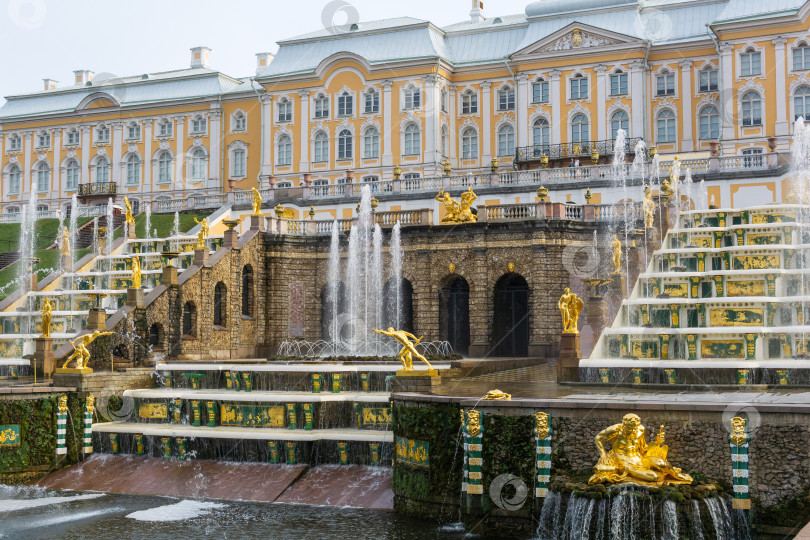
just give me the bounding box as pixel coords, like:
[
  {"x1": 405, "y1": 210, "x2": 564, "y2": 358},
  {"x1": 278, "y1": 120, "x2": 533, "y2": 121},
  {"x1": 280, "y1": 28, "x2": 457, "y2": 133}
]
[
  {"x1": 513, "y1": 23, "x2": 643, "y2": 59},
  {"x1": 540, "y1": 29, "x2": 616, "y2": 52}
]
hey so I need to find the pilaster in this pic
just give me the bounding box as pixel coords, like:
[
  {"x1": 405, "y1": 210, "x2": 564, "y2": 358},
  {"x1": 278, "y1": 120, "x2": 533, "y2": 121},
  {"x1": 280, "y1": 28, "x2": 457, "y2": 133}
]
[
  {"x1": 481, "y1": 81, "x2": 492, "y2": 163},
  {"x1": 298, "y1": 89, "x2": 310, "y2": 171},
  {"x1": 516, "y1": 73, "x2": 529, "y2": 148},
  {"x1": 773, "y1": 37, "x2": 789, "y2": 136},
  {"x1": 680, "y1": 60, "x2": 694, "y2": 151},
  {"x1": 550, "y1": 70, "x2": 561, "y2": 144},
  {"x1": 175, "y1": 116, "x2": 185, "y2": 188},
  {"x1": 720, "y1": 42, "x2": 735, "y2": 145},
  {"x1": 595, "y1": 65, "x2": 607, "y2": 140},
  {"x1": 629, "y1": 61, "x2": 644, "y2": 139},
  {"x1": 382, "y1": 80, "x2": 393, "y2": 168}
]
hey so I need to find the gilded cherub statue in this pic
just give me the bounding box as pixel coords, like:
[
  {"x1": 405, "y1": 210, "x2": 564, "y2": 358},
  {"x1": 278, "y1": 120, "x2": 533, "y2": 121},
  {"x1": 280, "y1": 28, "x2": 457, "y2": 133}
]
[
  {"x1": 131, "y1": 257, "x2": 142, "y2": 289},
  {"x1": 373, "y1": 327, "x2": 433, "y2": 371},
  {"x1": 610, "y1": 234, "x2": 622, "y2": 274},
  {"x1": 193, "y1": 217, "x2": 209, "y2": 249},
  {"x1": 642, "y1": 185, "x2": 655, "y2": 229},
  {"x1": 558, "y1": 287, "x2": 584, "y2": 334},
  {"x1": 40, "y1": 298, "x2": 52, "y2": 338},
  {"x1": 124, "y1": 197, "x2": 135, "y2": 225},
  {"x1": 588, "y1": 413, "x2": 693, "y2": 486},
  {"x1": 61, "y1": 330, "x2": 114, "y2": 370},
  {"x1": 251, "y1": 187, "x2": 262, "y2": 216}
]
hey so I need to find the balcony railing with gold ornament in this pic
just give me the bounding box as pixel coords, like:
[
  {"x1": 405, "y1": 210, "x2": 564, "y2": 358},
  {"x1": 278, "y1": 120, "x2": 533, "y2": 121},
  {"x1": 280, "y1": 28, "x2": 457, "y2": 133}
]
[
  {"x1": 77, "y1": 182, "x2": 117, "y2": 198},
  {"x1": 515, "y1": 137, "x2": 646, "y2": 164}
]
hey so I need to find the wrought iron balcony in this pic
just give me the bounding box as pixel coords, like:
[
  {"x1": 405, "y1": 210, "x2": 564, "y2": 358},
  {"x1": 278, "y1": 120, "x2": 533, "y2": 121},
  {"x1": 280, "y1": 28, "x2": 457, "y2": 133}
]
[
  {"x1": 515, "y1": 137, "x2": 646, "y2": 164},
  {"x1": 78, "y1": 182, "x2": 117, "y2": 198}
]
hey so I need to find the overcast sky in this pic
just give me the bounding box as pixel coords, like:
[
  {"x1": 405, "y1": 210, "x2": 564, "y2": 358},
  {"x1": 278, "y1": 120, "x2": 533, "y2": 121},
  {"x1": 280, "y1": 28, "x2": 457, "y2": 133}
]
[{"x1": 0, "y1": 0, "x2": 531, "y2": 105}]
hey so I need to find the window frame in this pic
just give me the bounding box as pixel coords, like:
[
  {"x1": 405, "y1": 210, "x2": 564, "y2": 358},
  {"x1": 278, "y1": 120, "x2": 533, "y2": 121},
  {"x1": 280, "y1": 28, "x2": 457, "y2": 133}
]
[
  {"x1": 7, "y1": 135, "x2": 22, "y2": 152},
  {"x1": 403, "y1": 87, "x2": 421, "y2": 110},
  {"x1": 498, "y1": 86, "x2": 515, "y2": 111},
  {"x1": 313, "y1": 132, "x2": 329, "y2": 163},
  {"x1": 337, "y1": 92, "x2": 353, "y2": 117},
  {"x1": 8, "y1": 164, "x2": 21, "y2": 194},
  {"x1": 189, "y1": 148, "x2": 206, "y2": 181},
  {"x1": 656, "y1": 109, "x2": 677, "y2": 143},
  {"x1": 126, "y1": 154, "x2": 141, "y2": 185},
  {"x1": 741, "y1": 91, "x2": 762, "y2": 127},
  {"x1": 532, "y1": 80, "x2": 549, "y2": 103},
  {"x1": 656, "y1": 71, "x2": 675, "y2": 96},
  {"x1": 277, "y1": 134, "x2": 292, "y2": 165},
  {"x1": 156, "y1": 151, "x2": 172, "y2": 184},
  {"x1": 337, "y1": 129, "x2": 353, "y2": 160},
  {"x1": 794, "y1": 43, "x2": 810, "y2": 71},
  {"x1": 364, "y1": 90, "x2": 379, "y2": 114},
  {"x1": 314, "y1": 95, "x2": 330, "y2": 119},
  {"x1": 533, "y1": 118, "x2": 550, "y2": 146},
  {"x1": 461, "y1": 90, "x2": 478, "y2": 115},
  {"x1": 609, "y1": 72, "x2": 628, "y2": 96},
  {"x1": 740, "y1": 49, "x2": 762, "y2": 77},
  {"x1": 94, "y1": 156, "x2": 110, "y2": 183},
  {"x1": 698, "y1": 105, "x2": 720, "y2": 139},
  {"x1": 461, "y1": 127, "x2": 479, "y2": 159},
  {"x1": 95, "y1": 125, "x2": 110, "y2": 144},
  {"x1": 570, "y1": 75, "x2": 589, "y2": 100},
  {"x1": 363, "y1": 127, "x2": 379, "y2": 159},
  {"x1": 36, "y1": 162, "x2": 50, "y2": 192},
  {"x1": 403, "y1": 124, "x2": 421, "y2": 156},
  {"x1": 699, "y1": 68, "x2": 719, "y2": 92},
  {"x1": 610, "y1": 110, "x2": 629, "y2": 140},
  {"x1": 497, "y1": 124, "x2": 515, "y2": 157},
  {"x1": 571, "y1": 114, "x2": 589, "y2": 143},
  {"x1": 157, "y1": 120, "x2": 172, "y2": 138},
  {"x1": 65, "y1": 159, "x2": 80, "y2": 190},
  {"x1": 232, "y1": 149, "x2": 246, "y2": 177},
  {"x1": 277, "y1": 100, "x2": 293, "y2": 123}
]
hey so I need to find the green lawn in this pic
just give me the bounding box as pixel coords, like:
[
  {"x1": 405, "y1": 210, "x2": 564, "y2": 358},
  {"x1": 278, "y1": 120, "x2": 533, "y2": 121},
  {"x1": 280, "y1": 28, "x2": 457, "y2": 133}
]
[
  {"x1": 0, "y1": 218, "x2": 62, "y2": 254},
  {"x1": 133, "y1": 212, "x2": 208, "y2": 239}
]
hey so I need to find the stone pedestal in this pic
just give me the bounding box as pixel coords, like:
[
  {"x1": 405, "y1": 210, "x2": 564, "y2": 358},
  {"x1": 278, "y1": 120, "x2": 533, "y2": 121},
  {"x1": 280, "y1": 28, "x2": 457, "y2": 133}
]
[
  {"x1": 223, "y1": 229, "x2": 238, "y2": 248},
  {"x1": 586, "y1": 297, "x2": 607, "y2": 340},
  {"x1": 391, "y1": 371, "x2": 441, "y2": 393},
  {"x1": 127, "y1": 223, "x2": 137, "y2": 239},
  {"x1": 610, "y1": 272, "x2": 626, "y2": 297},
  {"x1": 54, "y1": 367, "x2": 93, "y2": 375},
  {"x1": 35, "y1": 337, "x2": 55, "y2": 377},
  {"x1": 249, "y1": 214, "x2": 265, "y2": 231},
  {"x1": 162, "y1": 266, "x2": 178, "y2": 286},
  {"x1": 127, "y1": 288, "x2": 145, "y2": 308},
  {"x1": 29, "y1": 273, "x2": 38, "y2": 292},
  {"x1": 193, "y1": 249, "x2": 209, "y2": 267},
  {"x1": 557, "y1": 332, "x2": 581, "y2": 383},
  {"x1": 87, "y1": 308, "x2": 107, "y2": 331},
  {"x1": 61, "y1": 253, "x2": 72, "y2": 273}
]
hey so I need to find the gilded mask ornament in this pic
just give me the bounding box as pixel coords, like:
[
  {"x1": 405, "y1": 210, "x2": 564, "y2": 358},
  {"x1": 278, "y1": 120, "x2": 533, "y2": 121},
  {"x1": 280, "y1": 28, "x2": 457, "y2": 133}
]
[
  {"x1": 507, "y1": 262, "x2": 515, "y2": 273},
  {"x1": 449, "y1": 263, "x2": 456, "y2": 274},
  {"x1": 730, "y1": 417, "x2": 748, "y2": 446},
  {"x1": 86, "y1": 395, "x2": 95, "y2": 414},
  {"x1": 535, "y1": 412, "x2": 550, "y2": 439},
  {"x1": 58, "y1": 395, "x2": 68, "y2": 414},
  {"x1": 466, "y1": 410, "x2": 481, "y2": 437}
]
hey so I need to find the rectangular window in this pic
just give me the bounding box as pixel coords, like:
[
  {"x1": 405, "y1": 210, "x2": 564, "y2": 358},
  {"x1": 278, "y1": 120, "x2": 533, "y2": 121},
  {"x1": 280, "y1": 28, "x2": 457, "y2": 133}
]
[
  {"x1": 699, "y1": 69, "x2": 718, "y2": 92},
  {"x1": 158, "y1": 122, "x2": 172, "y2": 137},
  {"x1": 364, "y1": 92, "x2": 379, "y2": 113},
  {"x1": 532, "y1": 82, "x2": 549, "y2": 103},
  {"x1": 570, "y1": 77, "x2": 588, "y2": 99},
  {"x1": 440, "y1": 91, "x2": 448, "y2": 112},
  {"x1": 404, "y1": 89, "x2": 421, "y2": 109},
  {"x1": 191, "y1": 118, "x2": 206, "y2": 134},
  {"x1": 96, "y1": 126, "x2": 110, "y2": 143},
  {"x1": 656, "y1": 73, "x2": 675, "y2": 96},
  {"x1": 610, "y1": 74, "x2": 628, "y2": 96},
  {"x1": 127, "y1": 125, "x2": 141, "y2": 140},
  {"x1": 37, "y1": 170, "x2": 48, "y2": 192},
  {"x1": 66, "y1": 166, "x2": 79, "y2": 189},
  {"x1": 37, "y1": 134, "x2": 50, "y2": 148},
  {"x1": 794, "y1": 47, "x2": 810, "y2": 71},
  {"x1": 126, "y1": 161, "x2": 140, "y2": 185},
  {"x1": 233, "y1": 150, "x2": 246, "y2": 176},
  {"x1": 741, "y1": 52, "x2": 761, "y2": 76},
  {"x1": 314, "y1": 98, "x2": 329, "y2": 118},
  {"x1": 337, "y1": 94, "x2": 353, "y2": 116},
  {"x1": 498, "y1": 88, "x2": 515, "y2": 111},
  {"x1": 8, "y1": 137, "x2": 21, "y2": 151},
  {"x1": 461, "y1": 93, "x2": 478, "y2": 114}
]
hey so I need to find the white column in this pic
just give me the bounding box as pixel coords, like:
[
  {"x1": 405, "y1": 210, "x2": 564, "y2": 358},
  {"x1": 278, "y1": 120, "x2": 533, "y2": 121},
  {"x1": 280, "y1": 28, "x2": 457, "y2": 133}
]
[
  {"x1": 720, "y1": 42, "x2": 735, "y2": 146},
  {"x1": 773, "y1": 37, "x2": 789, "y2": 136},
  {"x1": 175, "y1": 116, "x2": 185, "y2": 190},
  {"x1": 81, "y1": 126, "x2": 91, "y2": 185},
  {"x1": 516, "y1": 73, "x2": 529, "y2": 147},
  {"x1": 595, "y1": 65, "x2": 607, "y2": 140},
  {"x1": 298, "y1": 89, "x2": 310, "y2": 172},
  {"x1": 423, "y1": 75, "x2": 438, "y2": 168},
  {"x1": 261, "y1": 95, "x2": 273, "y2": 177},
  {"x1": 680, "y1": 60, "x2": 694, "y2": 151},
  {"x1": 381, "y1": 81, "x2": 393, "y2": 168},
  {"x1": 209, "y1": 111, "x2": 221, "y2": 187},
  {"x1": 111, "y1": 122, "x2": 123, "y2": 184},
  {"x1": 629, "y1": 61, "x2": 644, "y2": 141},
  {"x1": 144, "y1": 120, "x2": 152, "y2": 190},
  {"x1": 448, "y1": 84, "x2": 458, "y2": 165},
  {"x1": 550, "y1": 70, "x2": 562, "y2": 144},
  {"x1": 23, "y1": 132, "x2": 32, "y2": 195},
  {"x1": 53, "y1": 131, "x2": 61, "y2": 195},
  {"x1": 481, "y1": 81, "x2": 492, "y2": 163}
]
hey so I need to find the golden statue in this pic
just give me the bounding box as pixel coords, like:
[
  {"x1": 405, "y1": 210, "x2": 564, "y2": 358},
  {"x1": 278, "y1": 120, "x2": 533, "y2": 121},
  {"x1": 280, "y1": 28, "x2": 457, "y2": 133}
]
[
  {"x1": 61, "y1": 330, "x2": 114, "y2": 370},
  {"x1": 194, "y1": 217, "x2": 209, "y2": 249},
  {"x1": 61, "y1": 227, "x2": 70, "y2": 256},
  {"x1": 58, "y1": 395, "x2": 68, "y2": 414},
  {"x1": 373, "y1": 327, "x2": 433, "y2": 371},
  {"x1": 558, "y1": 287, "x2": 584, "y2": 334},
  {"x1": 535, "y1": 412, "x2": 550, "y2": 439},
  {"x1": 131, "y1": 257, "x2": 142, "y2": 289},
  {"x1": 124, "y1": 197, "x2": 135, "y2": 225},
  {"x1": 465, "y1": 409, "x2": 481, "y2": 437},
  {"x1": 435, "y1": 189, "x2": 461, "y2": 223},
  {"x1": 669, "y1": 156, "x2": 681, "y2": 187},
  {"x1": 435, "y1": 187, "x2": 477, "y2": 224},
  {"x1": 730, "y1": 417, "x2": 748, "y2": 446},
  {"x1": 482, "y1": 389, "x2": 511, "y2": 401},
  {"x1": 86, "y1": 395, "x2": 95, "y2": 414},
  {"x1": 642, "y1": 186, "x2": 656, "y2": 229},
  {"x1": 611, "y1": 235, "x2": 622, "y2": 274},
  {"x1": 251, "y1": 187, "x2": 262, "y2": 216},
  {"x1": 40, "y1": 298, "x2": 52, "y2": 339},
  {"x1": 588, "y1": 413, "x2": 693, "y2": 487},
  {"x1": 459, "y1": 187, "x2": 478, "y2": 223}
]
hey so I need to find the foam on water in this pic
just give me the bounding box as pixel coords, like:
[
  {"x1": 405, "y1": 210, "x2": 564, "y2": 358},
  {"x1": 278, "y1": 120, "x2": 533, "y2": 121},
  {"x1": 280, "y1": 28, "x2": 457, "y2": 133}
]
[
  {"x1": 126, "y1": 500, "x2": 227, "y2": 522},
  {"x1": 0, "y1": 492, "x2": 105, "y2": 512}
]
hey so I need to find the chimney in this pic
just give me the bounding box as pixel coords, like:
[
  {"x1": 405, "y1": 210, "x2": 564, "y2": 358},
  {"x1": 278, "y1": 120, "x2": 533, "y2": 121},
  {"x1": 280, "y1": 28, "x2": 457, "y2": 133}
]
[
  {"x1": 74, "y1": 70, "x2": 94, "y2": 85},
  {"x1": 42, "y1": 79, "x2": 58, "y2": 91},
  {"x1": 470, "y1": 0, "x2": 484, "y2": 22},
  {"x1": 190, "y1": 46, "x2": 211, "y2": 69},
  {"x1": 255, "y1": 52, "x2": 275, "y2": 73}
]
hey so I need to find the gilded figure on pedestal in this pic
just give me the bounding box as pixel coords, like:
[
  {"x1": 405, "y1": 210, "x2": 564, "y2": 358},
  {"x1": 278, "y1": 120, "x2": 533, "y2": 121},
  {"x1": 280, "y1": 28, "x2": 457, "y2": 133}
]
[
  {"x1": 40, "y1": 298, "x2": 52, "y2": 338},
  {"x1": 373, "y1": 327, "x2": 433, "y2": 371},
  {"x1": 194, "y1": 217, "x2": 209, "y2": 249},
  {"x1": 61, "y1": 330, "x2": 114, "y2": 370},
  {"x1": 611, "y1": 235, "x2": 622, "y2": 274},
  {"x1": 642, "y1": 186, "x2": 656, "y2": 229},
  {"x1": 558, "y1": 287, "x2": 584, "y2": 334},
  {"x1": 124, "y1": 197, "x2": 135, "y2": 225},
  {"x1": 131, "y1": 257, "x2": 141, "y2": 289},
  {"x1": 251, "y1": 187, "x2": 262, "y2": 216}
]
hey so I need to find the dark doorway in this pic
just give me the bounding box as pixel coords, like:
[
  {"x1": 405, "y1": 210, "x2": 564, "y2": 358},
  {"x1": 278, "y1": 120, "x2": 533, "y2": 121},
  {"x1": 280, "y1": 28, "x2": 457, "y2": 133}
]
[
  {"x1": 382, "y1": 277, "x2": 414, "y2": 332},
  {"x1": 493, "y1": 274, "x2": 529, "y2": 357},
  {"x1": 439, "y1": 276, "x2": 470, "y2": 355}
]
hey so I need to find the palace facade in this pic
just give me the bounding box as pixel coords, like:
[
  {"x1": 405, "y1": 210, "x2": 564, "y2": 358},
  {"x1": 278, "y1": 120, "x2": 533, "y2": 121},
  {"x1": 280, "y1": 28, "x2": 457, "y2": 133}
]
[{"x1": 1, "y1": 0, "x2": 810, "y2": 216}]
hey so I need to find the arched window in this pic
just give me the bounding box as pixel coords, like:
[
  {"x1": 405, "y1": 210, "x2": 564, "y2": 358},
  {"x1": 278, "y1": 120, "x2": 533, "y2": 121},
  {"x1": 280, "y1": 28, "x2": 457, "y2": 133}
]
[
  {"x1": 498, "y1": 86, "x2": 515, "y2": 111},
  {"x1": 149, "y1": 323, "x2": 164, "y2": 348},
  {"x1": 571, "y1": 114, "x2": 589, "y2": 143},
  {"x1": 232, "y1": 111, "x2": 246, "y2": 132},
  {"x1": 363, "y1": 127, "x2": 379, "y2": 159},
  {"x1": 65, "y1": 159, "x2": 80, "y2": 190},
  {"x1": 126, "y1": 154, "x2": 141, "y2": 185},
  {"x1": 699, "y1": 106, "x2": 720, "y2": 139},
  {"x1": 741, "y1": 91, "x2": 762, "y2": 126},
  {"x1": 313, "y1": 132, "x2": 329, "y2": 162},
  {"x1": 36, "y1": 162, "x2": 50, "y2": 193},
  {"x1": 232, "y1": 148, "x2": 246, "y2": 177},
  {"x1": 795, "y1": 87, "x2": 810, "y2": 121},
  {"x1": 337, "y1": 129, "x2": 352, "y2": 159},
  {"x1": 191, "y1": 115, "x2": 207, "y2": 134},
  {"x1": 8, "y1": 164, "x2": 21, "y2": 194},
  {"x1": 656, "y1": 109, "x2": 676, "y2": 143},
  {"x1": 461, "y1": 127, "x2": 478, "y2": 159},
  {"x1": 404, "y1": 124, "x2": 420, "y2": 156},
  {"x1": 441, "y1": 126, "x2": 449, "y2": 157},
  {"x1": 182, "y1": 301, "x2": 197, "y2": 337},
  {"x1": 157, "y1": 151, "x2": 172, "y2": 183},
  {"x1": 533, "y1": 118, "x2": 550, "y2": 146},
  {"x1": 364, "y1": 89, "x2": 379, "y2": 113},
  {"x1": 241, "y1": 265, "x2": 254, "y2": 317},
  {"x1": 610, "y1": 110, "x2": 629, "y2": 140},
  {"x1": 190, "y1": 148, "x2": 206, "y2": 180},
  {"x1": 497, "y1": 124, "x2": 515, "y2": 156},
  {"x1": 94, "y1": 156, "x2": 110, "y2": 183},
  {"x1": 213, "y1": 282, "x2": 227, "y2": 327},
  {"x1": 337, "y1": 91, "x2": 353, "y2": 116},
  {"x1": 462, "y1": 90, "x2": 478, "y2": 114},
  {"x1": 277, "y1": 135, "x2": 292, "y2": 165}
]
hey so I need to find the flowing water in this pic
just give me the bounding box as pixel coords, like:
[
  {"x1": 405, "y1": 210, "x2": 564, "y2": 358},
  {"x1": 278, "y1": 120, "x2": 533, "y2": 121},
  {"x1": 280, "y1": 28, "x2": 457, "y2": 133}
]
[{"x1": 69, "y1": 193, "x2": 79, "y2": 263}]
